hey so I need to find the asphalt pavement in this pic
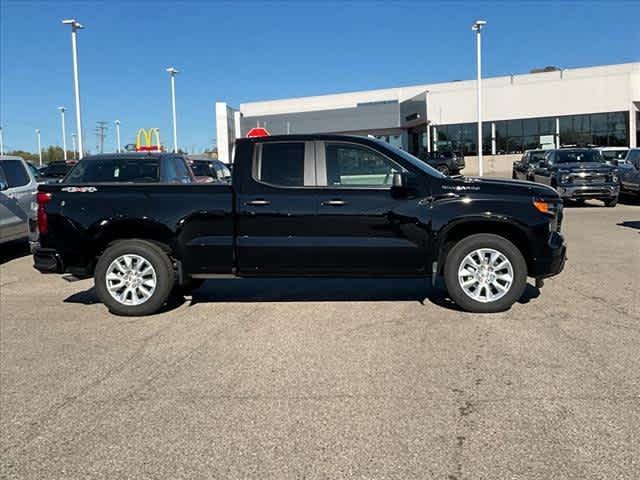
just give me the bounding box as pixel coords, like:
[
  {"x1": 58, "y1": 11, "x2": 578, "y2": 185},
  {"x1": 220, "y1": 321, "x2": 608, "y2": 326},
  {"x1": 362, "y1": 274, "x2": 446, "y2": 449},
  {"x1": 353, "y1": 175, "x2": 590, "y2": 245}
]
[{"x1": 1, "y1": 199, "x2": 639, "y2": 479}]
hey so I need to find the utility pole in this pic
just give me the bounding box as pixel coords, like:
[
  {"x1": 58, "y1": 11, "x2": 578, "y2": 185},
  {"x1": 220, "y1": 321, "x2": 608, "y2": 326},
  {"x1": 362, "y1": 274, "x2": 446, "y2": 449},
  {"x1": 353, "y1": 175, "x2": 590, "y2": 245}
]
[
  {"x1": 166, "y1": 67, "x2": 179, "y2": 153},
  {"x1": 472, "y1": 20, "x2": 487, "y2": 176},
  {"x1": 36, "y1": 129, "x2": 42, "y2": 166},
  {"x1": 114, "y1": 119, "x2": 121, "y2": 152},
  {"x1": 71, "y1": 133, "x2": 77, "y2": 160},
  {"x1": 62, "y1": 19, "x2": 85, "y2": 159},
  {"x1": 58, "y1": 107, "x2": 68, "y2": 160},
  {"x1": 95, "y1": 121, "x2": 108, "y2": 154}
]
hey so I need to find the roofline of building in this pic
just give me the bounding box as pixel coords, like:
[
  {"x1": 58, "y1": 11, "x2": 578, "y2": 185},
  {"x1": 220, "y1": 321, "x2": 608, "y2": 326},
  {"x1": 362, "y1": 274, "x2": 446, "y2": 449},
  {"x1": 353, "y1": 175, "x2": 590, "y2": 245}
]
[{"x1": 239, "y1": 61, "x2": 640, "y2": 114}]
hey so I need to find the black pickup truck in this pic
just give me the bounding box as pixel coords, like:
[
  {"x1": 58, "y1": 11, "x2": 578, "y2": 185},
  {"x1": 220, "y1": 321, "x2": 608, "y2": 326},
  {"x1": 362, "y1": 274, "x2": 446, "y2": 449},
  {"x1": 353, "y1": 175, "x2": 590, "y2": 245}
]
[
  {"x1": 527, "y1": 148, "x2": 620, "y2": 206},
  {"x1": 33, "y1": 135, "x2": 566, "y2": 316}
]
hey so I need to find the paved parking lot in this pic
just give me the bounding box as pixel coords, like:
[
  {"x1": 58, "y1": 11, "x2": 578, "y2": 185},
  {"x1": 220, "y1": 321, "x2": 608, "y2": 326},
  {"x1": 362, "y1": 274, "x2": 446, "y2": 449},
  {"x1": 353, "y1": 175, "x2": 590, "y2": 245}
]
[{"x1": 1, "y1": 199, "x2": 639, "y2": 479}]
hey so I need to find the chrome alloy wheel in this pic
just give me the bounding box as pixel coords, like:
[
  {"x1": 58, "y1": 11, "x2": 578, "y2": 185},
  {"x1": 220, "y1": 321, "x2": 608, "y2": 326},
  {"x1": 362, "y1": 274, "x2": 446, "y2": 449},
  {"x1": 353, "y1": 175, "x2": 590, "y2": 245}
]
[
  {"x1": 105, "y1": 254, "x2": 157, "y2": 306},
  {"x1": 457, "y1": 248, "x2": 514, "y2": 303}
]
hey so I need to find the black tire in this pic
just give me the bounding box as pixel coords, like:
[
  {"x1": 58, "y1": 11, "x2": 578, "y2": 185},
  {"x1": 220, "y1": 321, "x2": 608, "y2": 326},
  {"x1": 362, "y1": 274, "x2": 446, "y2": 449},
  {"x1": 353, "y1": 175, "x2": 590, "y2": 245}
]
[
  {"x1": 444, "y1": 234, "x2": 527, "y2": 313},
  {"x1": 437, "y1": 165, "x2": 450, "y2": 176},
  {"x1": 603, "y1": 197, "x2": 618, "y2": 208},
  {"x1": 94, "y1": 239, "x2": 175, "y2": 316}
]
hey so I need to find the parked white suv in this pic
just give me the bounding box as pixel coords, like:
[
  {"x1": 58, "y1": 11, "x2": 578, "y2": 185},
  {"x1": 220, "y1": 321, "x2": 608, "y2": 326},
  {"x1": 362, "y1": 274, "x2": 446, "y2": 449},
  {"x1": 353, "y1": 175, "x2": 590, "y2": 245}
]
[{"x1": 0, "y1": 156, "x2": 39, "y2": 245}]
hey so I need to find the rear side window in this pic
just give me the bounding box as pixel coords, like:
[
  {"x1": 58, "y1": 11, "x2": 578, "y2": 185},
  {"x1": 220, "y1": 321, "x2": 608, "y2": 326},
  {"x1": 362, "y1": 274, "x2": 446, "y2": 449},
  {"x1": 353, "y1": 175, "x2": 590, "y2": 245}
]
[
  {"x1": 66, "y1": 158, "x2": 160, "y2": 183},
  {"x1": 254, "y1": 142, "x2": 305, "y2": 187},
  {"x1": 1, "y1": 160, "x2": 30, "y2": 187}
]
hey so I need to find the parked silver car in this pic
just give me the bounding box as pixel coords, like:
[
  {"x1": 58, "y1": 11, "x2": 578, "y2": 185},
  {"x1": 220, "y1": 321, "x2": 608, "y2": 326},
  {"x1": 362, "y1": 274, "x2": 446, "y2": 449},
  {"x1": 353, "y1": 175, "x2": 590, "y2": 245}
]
[{"x1": 0, "y1": 156, "x2": 39, "y2": 245}]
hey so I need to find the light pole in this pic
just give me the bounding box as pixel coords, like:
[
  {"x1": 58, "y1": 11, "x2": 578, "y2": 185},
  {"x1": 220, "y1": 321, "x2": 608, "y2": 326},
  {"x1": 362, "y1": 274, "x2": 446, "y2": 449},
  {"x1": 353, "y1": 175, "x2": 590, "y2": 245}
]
[
  {"x1": 166, "y1": 67, "x2": 179, "y2": 153},
  {"x1": 472, "y1": 19, "x2": 487, "y2": 176},
  {"x1": 58, "y1": 106, "x2": 68, "y2": 160},
  {"x1": 0, "y1": 126, "x2": 4, "y2": 156},
  {"x1": 36, "y1": 129, "x2": 42, "y2": 166},
  {"x1": 71, "y1": 133, "x2": 77, "y2": 160},
  {"x1": 114, "y1": 120, "x2": 121, "y2": 152},
  {"x1": 63, "y1": 19, "x2": 85, "y2": 159}
]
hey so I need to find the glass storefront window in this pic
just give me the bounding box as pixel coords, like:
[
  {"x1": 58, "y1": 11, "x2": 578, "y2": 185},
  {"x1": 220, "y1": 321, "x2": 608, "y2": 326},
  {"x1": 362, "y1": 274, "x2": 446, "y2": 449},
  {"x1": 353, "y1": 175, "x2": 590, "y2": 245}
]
[{"x1": 434, "y1": 111, "x2": 629, "y2": 155}]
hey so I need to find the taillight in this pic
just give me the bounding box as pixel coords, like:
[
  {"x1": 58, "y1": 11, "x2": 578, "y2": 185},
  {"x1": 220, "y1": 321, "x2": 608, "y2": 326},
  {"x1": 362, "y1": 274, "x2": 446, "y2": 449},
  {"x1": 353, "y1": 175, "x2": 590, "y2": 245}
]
[{"x1": 36, "y1": 192, "x2": 52, "y2": 234}]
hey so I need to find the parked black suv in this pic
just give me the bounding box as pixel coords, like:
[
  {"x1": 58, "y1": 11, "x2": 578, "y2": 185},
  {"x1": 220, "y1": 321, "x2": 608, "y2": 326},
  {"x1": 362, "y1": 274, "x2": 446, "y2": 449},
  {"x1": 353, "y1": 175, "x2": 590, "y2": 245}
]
[
  {"x1": 528, "y1": 148, "x2": 619, "y2": 206},
  {"x1": 418, "y1": 151, "x2": 465, "y2": 175}
]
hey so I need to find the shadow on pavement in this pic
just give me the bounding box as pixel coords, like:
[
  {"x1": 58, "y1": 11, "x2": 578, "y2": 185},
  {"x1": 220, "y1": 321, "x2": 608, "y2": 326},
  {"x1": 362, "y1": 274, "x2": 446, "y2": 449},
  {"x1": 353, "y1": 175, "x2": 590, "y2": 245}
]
[
  {"x1": 64, "y1": 286, "x2": 186, "y2": 313},
  {"x1": 0, "y1": 239, "x2": 30, "y2": 265},
  {"x1": 617, "y1": 221, "x2": 640, "y2": 232},
  {"x1": 64, "y1": 277, "x2": 541, "y2": 314}
]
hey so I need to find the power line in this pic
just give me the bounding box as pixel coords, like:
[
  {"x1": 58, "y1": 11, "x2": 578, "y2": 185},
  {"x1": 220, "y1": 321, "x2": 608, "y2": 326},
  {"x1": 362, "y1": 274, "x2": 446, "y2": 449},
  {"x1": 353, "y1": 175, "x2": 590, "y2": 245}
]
[{"x1": 95, "y1": 121, "x2": 108, "y2": 153}]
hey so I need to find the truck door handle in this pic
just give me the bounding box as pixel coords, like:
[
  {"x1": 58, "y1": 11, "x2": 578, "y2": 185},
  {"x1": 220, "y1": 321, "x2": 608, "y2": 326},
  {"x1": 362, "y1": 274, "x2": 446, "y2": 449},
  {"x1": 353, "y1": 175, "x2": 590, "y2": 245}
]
[
  {"x1": 321, "y1": 199, "x2": 347, "y2": 206},
  {"x1": 245, "y1": 199, "x2": 271, "y2": 206}
]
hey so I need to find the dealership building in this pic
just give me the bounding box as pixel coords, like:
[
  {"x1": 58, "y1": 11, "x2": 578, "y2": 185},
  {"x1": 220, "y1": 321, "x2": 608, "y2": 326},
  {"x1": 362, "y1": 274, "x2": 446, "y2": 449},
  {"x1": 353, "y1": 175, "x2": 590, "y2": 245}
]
[{"x1": 215, "y1": 62, "x2": 640, "y2": 164}]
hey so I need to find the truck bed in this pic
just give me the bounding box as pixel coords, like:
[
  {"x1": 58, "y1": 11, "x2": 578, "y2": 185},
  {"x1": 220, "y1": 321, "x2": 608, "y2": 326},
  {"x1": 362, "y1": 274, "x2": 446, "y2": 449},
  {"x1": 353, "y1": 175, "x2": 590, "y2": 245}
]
[{"x1": 36, "y1": 183, "x2": 234, "y2": 276}]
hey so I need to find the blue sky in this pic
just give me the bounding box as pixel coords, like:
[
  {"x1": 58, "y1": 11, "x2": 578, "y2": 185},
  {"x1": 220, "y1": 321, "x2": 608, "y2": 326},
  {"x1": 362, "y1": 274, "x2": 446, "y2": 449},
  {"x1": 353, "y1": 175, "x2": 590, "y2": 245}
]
[{"x1": 1, "y1": 0, "x2": 639, "y2": 153}]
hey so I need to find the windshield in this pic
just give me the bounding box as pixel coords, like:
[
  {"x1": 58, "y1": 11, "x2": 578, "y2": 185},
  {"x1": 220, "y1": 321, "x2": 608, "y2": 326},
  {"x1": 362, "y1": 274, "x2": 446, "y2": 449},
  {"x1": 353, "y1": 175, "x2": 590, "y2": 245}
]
[
  {"x1": 600, "y1": 150, "x2": 628, "y2": 161},
  {"x1": 556, "y1": 150, "x2": 604, "y2": 164},
  {"x1": 65, "y1": 157, "x2": 160, "y2": 183},
  {"x1": 370, "y1": 138, "x2": 446, "y2": 178}
]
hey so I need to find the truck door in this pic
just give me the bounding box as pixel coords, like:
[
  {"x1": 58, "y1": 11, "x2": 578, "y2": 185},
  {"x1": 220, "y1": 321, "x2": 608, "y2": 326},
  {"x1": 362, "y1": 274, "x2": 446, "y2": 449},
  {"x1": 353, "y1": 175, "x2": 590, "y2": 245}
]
[
  {"x1": 0, "y1": 160, "x2": 31, "y2": 242},
  {"x1": 235, "y1": 140, "x2": 319, "y2": 274},
  {"x1": 310, "y1": 140, "x2": 428, "y2": 275}
]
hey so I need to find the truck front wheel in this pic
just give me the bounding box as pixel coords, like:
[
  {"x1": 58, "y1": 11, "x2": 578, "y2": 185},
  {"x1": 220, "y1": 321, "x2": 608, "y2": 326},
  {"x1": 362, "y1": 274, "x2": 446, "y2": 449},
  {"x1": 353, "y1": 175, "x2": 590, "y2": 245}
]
[
  {"x1": 95, "y1": 240, "x2": 175, "y2": 316},
  {"x1": 444, "y1": 234, "x2": 527, "y2": 313}
]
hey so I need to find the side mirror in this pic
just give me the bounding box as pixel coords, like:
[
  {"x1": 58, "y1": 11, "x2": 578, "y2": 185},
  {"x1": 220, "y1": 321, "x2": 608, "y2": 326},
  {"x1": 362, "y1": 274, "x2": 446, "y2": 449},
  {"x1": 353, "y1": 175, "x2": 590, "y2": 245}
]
[
  {"x1": 392, "y1": 171, "x2": 403, "y2": 187},
  {"x1": 0, "y1": 178, "x2": 8, "y2": 191},
  {"x1": 391, "y1": 171, "x2": 410, "y2": 198}
]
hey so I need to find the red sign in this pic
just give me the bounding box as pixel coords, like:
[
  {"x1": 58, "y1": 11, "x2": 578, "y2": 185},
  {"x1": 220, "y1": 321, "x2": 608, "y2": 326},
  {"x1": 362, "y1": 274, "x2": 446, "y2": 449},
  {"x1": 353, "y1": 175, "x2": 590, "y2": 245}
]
[{"x1": 246, "y1": 127, "x2": 270, "y2": 138}]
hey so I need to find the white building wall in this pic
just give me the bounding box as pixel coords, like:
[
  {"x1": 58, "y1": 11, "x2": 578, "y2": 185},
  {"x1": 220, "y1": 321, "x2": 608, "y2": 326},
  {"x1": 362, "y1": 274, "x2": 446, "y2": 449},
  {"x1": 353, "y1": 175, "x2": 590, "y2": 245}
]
[
  {"x1": 215, "y1": 102, "x2": 238, "y2": 164},
  {"x1": 240, "y1": 62, "x2": 639, "y2": 127}
]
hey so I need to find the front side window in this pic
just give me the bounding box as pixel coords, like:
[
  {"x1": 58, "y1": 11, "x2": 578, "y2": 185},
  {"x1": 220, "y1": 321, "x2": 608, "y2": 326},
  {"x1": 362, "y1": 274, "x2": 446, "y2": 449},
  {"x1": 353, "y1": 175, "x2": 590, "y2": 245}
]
[
  {"x1": 1, "y1": 160, "x2": 30, "y2": 187},
  {"x1": 325, "y1": 143, "x2": 402, "y2": 187},
  {"x1": 627, "y1": 150, "x2": 640, "y2": 169},
  {"x1": 254, "y1": 142, "x2": 305, "y2": 187}
]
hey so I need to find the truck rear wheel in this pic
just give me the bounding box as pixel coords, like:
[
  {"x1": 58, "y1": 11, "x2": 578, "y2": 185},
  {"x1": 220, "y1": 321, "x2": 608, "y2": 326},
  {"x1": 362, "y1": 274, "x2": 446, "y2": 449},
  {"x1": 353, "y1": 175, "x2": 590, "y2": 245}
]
[
  {"x1": 95, "y1": 240, "x2": 174, "y2": 316},
  {"x1": 444, "y1": 234, "x2": 527, "y2": 313}
]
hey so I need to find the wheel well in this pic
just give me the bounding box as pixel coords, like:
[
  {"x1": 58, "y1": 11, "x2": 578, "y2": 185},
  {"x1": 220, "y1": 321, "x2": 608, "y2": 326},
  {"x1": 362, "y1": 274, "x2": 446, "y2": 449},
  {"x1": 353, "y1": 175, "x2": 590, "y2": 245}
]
[
  {"x1": 438, "y1": 221, "x2": 532, "y2": 274},
  {"x1": 93, "y1": 224, "x2": 174, "y2": 260}
]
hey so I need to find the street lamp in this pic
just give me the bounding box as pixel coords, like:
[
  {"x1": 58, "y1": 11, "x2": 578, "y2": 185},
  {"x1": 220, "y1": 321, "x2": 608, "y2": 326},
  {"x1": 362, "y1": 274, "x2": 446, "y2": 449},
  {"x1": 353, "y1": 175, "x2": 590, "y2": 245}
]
[
  {"x1": 166, "y1": 67, "x2": 179, "y2": 153},
  {"x1": 71, "y1": 133, "x2": 77, "y2": 160},
  {"x1": 58, "y1": 106, "x2": 67, "y2": 160},
  {"x1": 62, "y1": 19, "x2": 85, "y2": 159},
  {"x1": 114, "y1": 120, "x2": 121, "y2": 152},
  {"x1": 35, "y1": 129, "x2": 42, "y2": 166},
  {"x1": 472, "y1": 19, "x2": 487, "y2": 176}
]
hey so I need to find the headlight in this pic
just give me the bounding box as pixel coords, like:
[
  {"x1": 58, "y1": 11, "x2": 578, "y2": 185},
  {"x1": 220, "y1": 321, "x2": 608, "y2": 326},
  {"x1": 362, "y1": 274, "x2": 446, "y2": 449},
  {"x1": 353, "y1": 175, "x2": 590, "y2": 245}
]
[{"x1": 557, "y1": 170, "x2": 571, "y2": 184}]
